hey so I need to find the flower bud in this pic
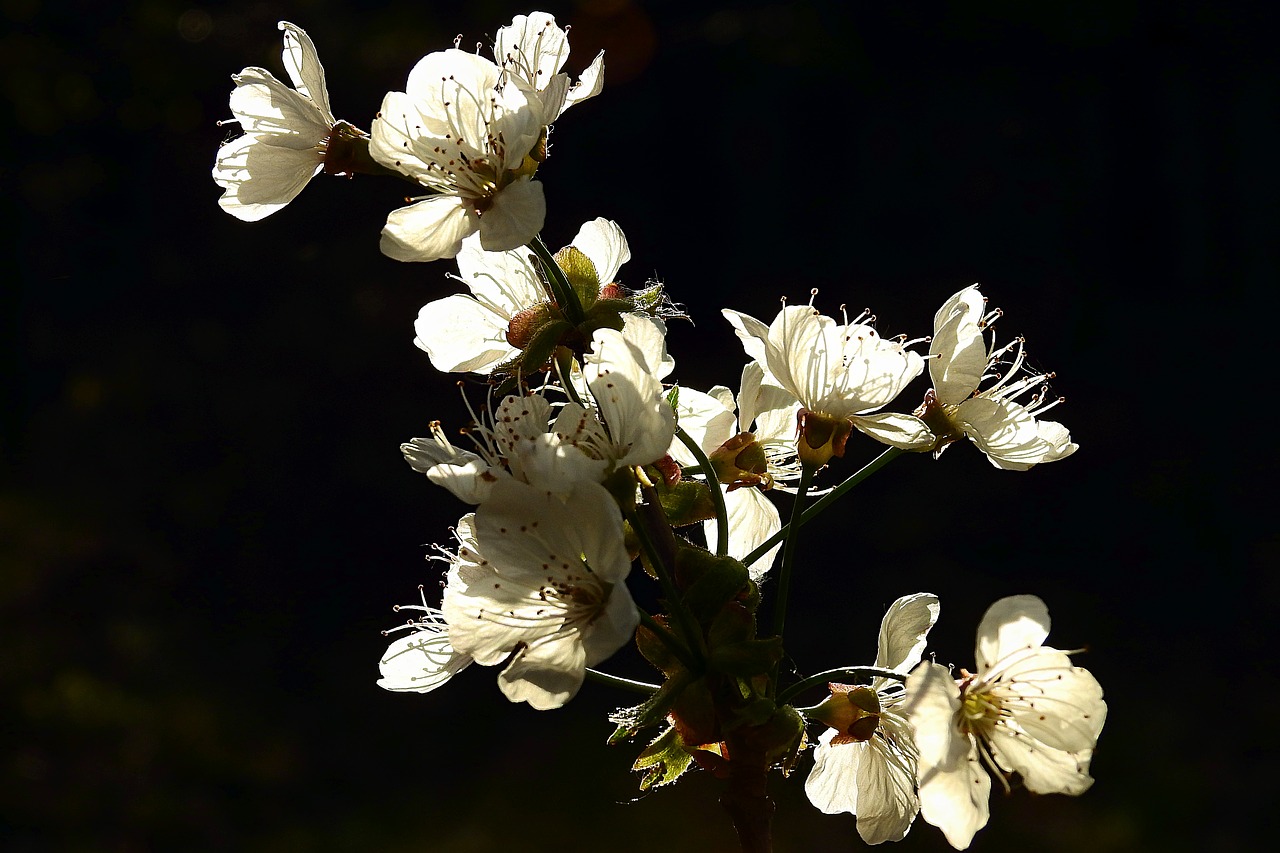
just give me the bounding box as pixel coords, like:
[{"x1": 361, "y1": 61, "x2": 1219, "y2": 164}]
[{"x1": 808, "y1": 683, "x2": 881, "y2": 744}]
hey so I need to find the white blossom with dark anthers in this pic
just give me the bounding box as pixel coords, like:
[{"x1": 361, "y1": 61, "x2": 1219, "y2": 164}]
[
  {"x1": 901, "y1": 285, "x2": 1079, "y2": 470},
  {"x1": 493, "y1": 12, "x2": 604, "y2": 125},
  {"x1": 722, "y1": 297, "x2": 933, "y2": 450},
  {"x1": 667, "y1": 362, "x2": 800, "y2": 579},
  {"x1": 213, "y1": 22, "x2": 343, "y2": 221},
  {"x1": 904, "y1": 595, "x2": 1106, "y2": 850},
  {"x1": 401, "y1": 393, "x2": 607, "y2": 504},
  {"x1": 370, "y1": 48, "x2": 546, "y2": 262},
  {"x1": 441, "y1": 479, "x2": 638, "y2": 710},
  {"x1": 377, "y1": 584, "x2": 473, "y2": 694},
  {"x1": 412, "y1": 218, "x2": 631, "y2": 374},
  {"x1": 804, "y1": 593, "x2": 940, "y2": 845}
]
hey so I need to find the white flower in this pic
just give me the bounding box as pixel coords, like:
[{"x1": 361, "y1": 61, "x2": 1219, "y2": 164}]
[
  {"x1": 722, "y1": 303, "x2": 930, "y2": 452},
  {"x1": 494, "y1": 12, "x2": 604, "y2": 124},
  {"x1": 805, "y1": 593, "x2": 940, "y2": 845},
  {"x1": 442, "y1": 480, "x2": 638, "y2": 709},
  {"x1": 377, "y1": 588, "x2": 473, "y2": 694},
  {"x1": 213, "y1": 22, "x2": 342, "y2": 221},
  {"x1": 370, "y1": 49, "x2": 546, "y2": 262},
  {"x1": 668, "y1": 363, "x2": 800, "y2": 578},
  {"x1": 401, "y1": 395, "x2": 607, "y2": 504},
  {"x1": 905, "y1": 595, "x2": 1107, "y2": 850},
  {"x1": 912, "y1": 286, "x2": 1079, "y2": 470},
  {"x1": 413, "y1": 218, "x2": 631, "y2": 374}
]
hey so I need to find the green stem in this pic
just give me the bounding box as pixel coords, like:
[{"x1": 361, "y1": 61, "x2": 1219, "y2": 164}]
[
  {"x1": 675, "y1": 426, "x2": 729, "y2": 556},
  {"x1": 585, "y1": 667, "x2": 659, "y2": 694},
  {"x1": 767, "y1": 465, "x2": 813, "y2": 650},
  {"x1": 743, "y1": 447, "x2": 905, "y2": 569},
  {"x1": 627, "y1": 494, "x2": 706, "y2": 670},
  {"x1": 528, "y1": 234, "x2": 585, "y2": 325},
  {"x1": 777, "y1": 666, "x2": 906, "y2": 706}
]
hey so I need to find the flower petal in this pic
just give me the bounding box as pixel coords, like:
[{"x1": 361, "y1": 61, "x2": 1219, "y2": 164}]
[
  {"x1": 478, "y1": 178, "x2": 545, "y2": 252},
  {"x1": 213, "y1": 133, "x2": 322, "y2": 221},
  {"x1": 875, "y1": 593, "x2": 940, "y2": 675},
  {"x1": 975, "y1": 594, "x2": 1050, "y2": 674},
  {"x1": 706, "y1": 488, "x2": 781, "y2": 581},
  {"x1": 929, "y1": 286, "x2": 987, "y2": 405},
  {"x1": 277, "y1": 21, "x2": 332, "y2": 119},
  {"x1": 381, "y1": 195, "x2": 480, "y2": 262},
  {"x1": 377, "y1": 630, "x2": 471, "y2": 694},
  {"x1": 413, "y1": 293, "x2": 515, "y2": 373}
]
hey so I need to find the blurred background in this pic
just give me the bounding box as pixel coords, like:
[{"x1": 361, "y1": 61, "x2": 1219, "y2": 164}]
[{"x1": 3, "y1": 0, "x2": 1273, "y2": 850}]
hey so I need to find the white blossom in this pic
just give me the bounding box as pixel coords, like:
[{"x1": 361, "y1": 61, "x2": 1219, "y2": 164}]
[
  {"x1": 805, "y1": 593, "x2": 940, "y2": 844},
  {"x1": 722, "y1": 303, "x2": 931, "y2": 450},
  {"x1": 905, "y1": 595, "x2": 1106, "y2": 850},
  {"x1": 494, "y1": 12, "x2": 604, "y2": 124},
  {"x1": 401, "y1": 395, "x2": 606, "y2": 504},
  {"x1": 213, "y1": 22, "x2": 341, "y2": 221},
  {"x1": 909, "y1": 286, "x2": 1079, "y2": 470},
  {"x1": 413, "y1": 218, "x2": 631, "y2": 374},
  {"x1": 371, "y1": 49, "x2": 546, "y2": 262},
  {"x1": 442, "y1": 480, "x2": 638, "y2": 709}
]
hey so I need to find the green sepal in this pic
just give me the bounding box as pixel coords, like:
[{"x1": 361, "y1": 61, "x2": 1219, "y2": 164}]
[
  {"x1": 554, "y1": 245, "x2": 602, "y2": 309},
  {"x1": 519, "y1": 317, "x2": 575, "y2": 375},
  {"x1": 608, "y1": 670, "x2": 693, "y2": 743},
  {"x1": 581, "y1": 297, "x2": 632, "y2": 326},
  {"x1": 654, "y1": 479, "x2": 717, "y2": 528},
  {"x1": 676, "y1": 546, "x2": 749, "y2": 625},
  {"x1": 635, "y1": 616, "x2": 680, "y2": 674},
  {"x1": 669, "y1": 676, "x2": 718, "y2": 747},
  {"x1": 708, "y1": 636, "x2": 785, "y2": 678},
  {"x1": 632, "y1": 725, "x2": 694, "y2": 790}
]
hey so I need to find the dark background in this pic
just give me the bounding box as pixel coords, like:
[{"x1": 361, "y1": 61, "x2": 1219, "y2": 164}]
[{"x1": 3, "y1": 0, "x2": 1273, "y2": 850}]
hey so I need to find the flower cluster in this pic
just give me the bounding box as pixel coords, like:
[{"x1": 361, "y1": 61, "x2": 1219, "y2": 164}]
[{"x1": 216, "y1": 14, "x2": 1104, "y2": 852}]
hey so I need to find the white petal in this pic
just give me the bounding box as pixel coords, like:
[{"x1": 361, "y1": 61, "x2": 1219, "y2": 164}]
[
  {"x1": 213, "y1": 133, "x2": 322, "y2": 221},
  {"x1": 454, "y1": 233, "x2": 544, "y2": 311},
  {"x1": 585, "y1": 327, "x2": 676, "y2": 468},
  {"x1": 380, "y1": 195, "x2": 479, "y2": 262},
  {"x1": 563, "y1": 50, "x2": 605, "y2": 111},
  {"x1": 495, "y1": 12, "x2": 570, "y2": 80},
  {"x1": 227, "y1": 67, "x2": 331, "y2": 138},
  {"x1": 1035, "y1": 420, "x2": 1078, "y2": 463},
  {"x1": 1000, "y1": 652, "x2": 1107, "y2": 753},
  {"x1": 737, "y1": 361, "x2": 798, "y2": 443},
  {"x1": 988, "y1": 727, "x2": 1094, "y2": 795},
  {"x1": 478, "y1": 178, "x2": 545, "y2": 252},
  {"x1": 668, "y1": 385, "x2": 736, "y2": 467},
  {"x1": 413, "y1": 293, "x2": 514, "y2": 373},
  {"x1": 875, "y1": 593, "x2": 940, "y2": 675},
  {"x1": 497, "y1": 632, "x2": 587, "y2": 710},
  {"x1": 571, "y1": 218, "x2": 630, "y2": 285},
  {"x1": 805, "y1": 729, "x2": 861, "y2": 814},
  {"x1": 277, "y1": 22, "x2": 332, "y2": 119},
  {"x1": 975, "y1": 595, "x2": 1050, "y2": 674},
  {"x1": 853, "y1": 729, "x2": 919, "y2": 844},
  {"x1": 706, "y1": 488, "x2": 781, "y2": 581},
  {"x1": 905, "y1": 663, "x2": 989, "y2": 850},
  {"x1": 376, "y1": 631, "x2": 471, "y2": 693},
  {"x1": 929, "y1": 286, "x2": 986, "y2": 405},
  {"x1": 850, "y1": 412, "x2": 935, "y2": 450},
  {"x1": 955, "y1": 396, "x2": 1044, "y2": 470}
]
